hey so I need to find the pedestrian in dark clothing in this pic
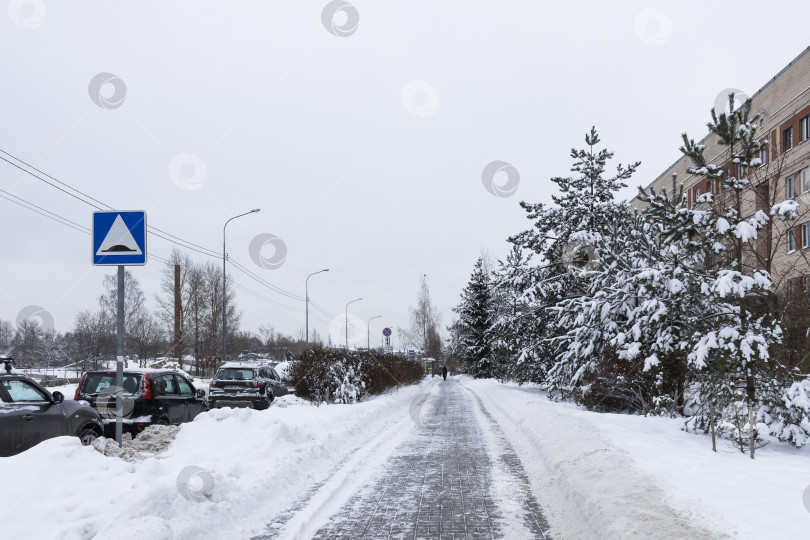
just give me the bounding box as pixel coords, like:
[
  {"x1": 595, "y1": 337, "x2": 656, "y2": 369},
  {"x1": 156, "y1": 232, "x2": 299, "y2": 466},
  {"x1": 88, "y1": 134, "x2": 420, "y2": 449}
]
[{"x1": 441, "y1": 365, "x2": 447, "y2": 380}]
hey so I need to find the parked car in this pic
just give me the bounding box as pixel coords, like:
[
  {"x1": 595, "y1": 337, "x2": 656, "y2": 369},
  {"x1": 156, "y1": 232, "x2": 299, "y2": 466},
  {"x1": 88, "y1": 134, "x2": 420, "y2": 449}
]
[
  {"x1": 74, "y1": 368, "x2": 208, "y2": 436},
  {"x1": 209, "y1": 362, "x2": 289, "y2": 409},
  {"x1": 0, "y1": 369, "x2": 103, "y2": 457}
]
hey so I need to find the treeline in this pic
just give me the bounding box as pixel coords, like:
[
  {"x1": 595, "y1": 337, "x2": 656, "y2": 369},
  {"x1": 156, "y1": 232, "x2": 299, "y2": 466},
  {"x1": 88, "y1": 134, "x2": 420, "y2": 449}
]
[
  {"x1": 1, "y1": 250, "x2": 319, "y2": 374},
  {"x1": 449, "y1": 98, "x2": 810, "y2": 456}
]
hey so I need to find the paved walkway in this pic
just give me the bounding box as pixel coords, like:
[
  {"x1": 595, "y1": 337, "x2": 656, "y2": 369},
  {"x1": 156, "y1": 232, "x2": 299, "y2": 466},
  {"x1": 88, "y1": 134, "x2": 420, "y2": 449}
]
[{"x1": 258, "y1": 378, "x2": 550, "y2": 540}]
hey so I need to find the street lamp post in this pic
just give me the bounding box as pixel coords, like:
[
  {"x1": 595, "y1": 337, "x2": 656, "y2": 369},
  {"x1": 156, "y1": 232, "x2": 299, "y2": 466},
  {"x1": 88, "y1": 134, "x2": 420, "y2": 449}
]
[
  {"x1": 306, "y1": 268, "x2": 329, "y2": 348},
  {"x1": 367, "y1": 315, "x2": 381, "y2": 351},
  {"x1": 223, "y1": 209, "x2": 260, "y2": 363},
  {"x1": 345, "y1": 297, "x2": 362, "y2": 349}
]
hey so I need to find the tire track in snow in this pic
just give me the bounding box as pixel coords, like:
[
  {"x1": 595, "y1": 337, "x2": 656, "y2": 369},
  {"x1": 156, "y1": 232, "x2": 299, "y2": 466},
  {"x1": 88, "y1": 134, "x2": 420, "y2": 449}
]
[{"x1": 254, "y1": 381, "x2": 436, "y2": 540}]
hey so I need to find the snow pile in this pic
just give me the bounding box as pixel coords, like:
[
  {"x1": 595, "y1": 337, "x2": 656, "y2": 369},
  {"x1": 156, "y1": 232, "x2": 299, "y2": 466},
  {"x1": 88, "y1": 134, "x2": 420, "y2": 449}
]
[
  {"x1": 91, "y1": 425, "x2": 180, "y2": 462},
  {"x1": 272, "y1": 394, "x2": 311, "y2": 408},
  {"x1": 0, "y1": 381, "x2": 425, "y2": 540},
  {"x1": 273, "y1": 360, "x2": 291, "y2": 379},
  {"x1": 465, "y1": 378, "x2": 810, "y2": 540}
]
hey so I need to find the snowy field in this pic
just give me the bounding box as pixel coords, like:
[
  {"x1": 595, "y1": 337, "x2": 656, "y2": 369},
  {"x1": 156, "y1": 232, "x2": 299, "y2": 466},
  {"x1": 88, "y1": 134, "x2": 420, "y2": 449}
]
[{"x1": 1, "y1": 376, "x2": 808, "y2": 539}]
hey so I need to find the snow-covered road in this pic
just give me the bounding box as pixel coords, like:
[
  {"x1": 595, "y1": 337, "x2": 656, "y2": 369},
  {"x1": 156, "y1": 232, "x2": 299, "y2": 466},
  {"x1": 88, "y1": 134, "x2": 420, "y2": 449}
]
[{"x1": 257, "y1": 377, "x2": 550, "y2": 539}]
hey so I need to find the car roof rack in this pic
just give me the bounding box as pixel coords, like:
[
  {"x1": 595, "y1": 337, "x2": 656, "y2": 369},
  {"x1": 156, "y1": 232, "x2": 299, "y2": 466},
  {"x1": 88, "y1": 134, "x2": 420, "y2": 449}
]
[{"x1": 0, "y1": 356, "x2": 15, "y2": 374}]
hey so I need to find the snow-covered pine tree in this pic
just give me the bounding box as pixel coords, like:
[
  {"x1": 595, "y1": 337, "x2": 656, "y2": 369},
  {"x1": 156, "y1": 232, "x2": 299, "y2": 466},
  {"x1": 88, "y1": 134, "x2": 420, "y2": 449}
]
[
  {"x1": 680, "y1": 94, "x2": 793, "y2": 457},
  {"x1": 510, "y1": 128, "x2": 640, "y2": 401},
  {"x1": 510, "y1": 127, "x2": 639, "y2": 276},
  {"x1": 549, "y1": 215, "x2": 659, "y2": 410},
  {"x1": 489, "y1": 246, "x2": 552, "y2": 383},
  {"x1": 450, "y1": 258, "x2": 495, "y2": 378},
  {"x1": 624, "y1": 175, "x2": 719, "y2": 415}
]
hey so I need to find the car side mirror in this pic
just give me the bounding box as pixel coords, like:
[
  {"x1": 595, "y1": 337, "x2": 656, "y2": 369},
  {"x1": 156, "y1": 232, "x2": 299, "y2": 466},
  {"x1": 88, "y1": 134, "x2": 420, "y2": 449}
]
[
  {"x1": 196, "y1": 389, "x2": 205, "y2": 398},
  {"x1": 51, "y1": 391, "x2": 64, "y2": 404}
]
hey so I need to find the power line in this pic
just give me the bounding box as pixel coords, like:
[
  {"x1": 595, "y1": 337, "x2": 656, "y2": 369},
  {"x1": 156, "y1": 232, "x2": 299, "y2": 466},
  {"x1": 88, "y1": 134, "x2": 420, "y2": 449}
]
[
  {"x1": 0, "y1": 150, "x2": 110, "y2": 209},
  {"x1": 227, "y1": 259, "x2": 336, "y2": 319},
  {"x1": 231, "y1": 281, "x2": 303, "y2": 313},
  {"x1": 0, "y1": 150, "x2": 220, "y2": 259},
  {"x1": 1, "y1": 187, "x2": 334, "y2": 318},
  {"x1": 0, "y1": 148, "x2": 335, "y2": 313},
  {"x1": 0, "y1": 189, "x2": 172, "y2": 265},
  {"x1": 228, "y1": 259, "x2": 304, "y2": 302},
  {"x1": 0, "y1": 189, "x2": 90, "y2": 235}
]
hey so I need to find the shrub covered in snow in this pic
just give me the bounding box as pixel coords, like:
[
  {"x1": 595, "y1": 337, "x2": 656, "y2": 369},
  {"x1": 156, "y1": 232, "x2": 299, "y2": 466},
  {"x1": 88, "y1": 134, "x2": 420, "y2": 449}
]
[{"x1": 287, "y1": 346, "x2": 423, "y2": 403}]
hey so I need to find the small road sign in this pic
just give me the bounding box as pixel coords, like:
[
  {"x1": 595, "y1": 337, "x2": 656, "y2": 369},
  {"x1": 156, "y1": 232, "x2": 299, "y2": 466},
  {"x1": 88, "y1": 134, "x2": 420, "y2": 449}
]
[
  {"x1": 93, "y1": 211, "x2": 147, "y2": 266},
  {"x1": 382, "y1": 327, "x2": 392, "y2": 337}
]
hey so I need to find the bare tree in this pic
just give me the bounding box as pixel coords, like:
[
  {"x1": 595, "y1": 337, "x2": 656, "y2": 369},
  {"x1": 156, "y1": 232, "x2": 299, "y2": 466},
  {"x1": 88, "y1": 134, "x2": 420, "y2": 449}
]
[
  {"x1": 128, "y1": 313, "x2": 164, "y2": 367},
  {"x1": 13, "y1": 318, "x2": 44, "y2": 365},
  {"x1": 408, "y1": 275, "x2": 442, "y2": 359},
  {"x1": 73, "y1": 310, "x2": 110, "y2": 371},
  {"x1": 0, "y1": 320, "x2": 14, "y2": 353}
]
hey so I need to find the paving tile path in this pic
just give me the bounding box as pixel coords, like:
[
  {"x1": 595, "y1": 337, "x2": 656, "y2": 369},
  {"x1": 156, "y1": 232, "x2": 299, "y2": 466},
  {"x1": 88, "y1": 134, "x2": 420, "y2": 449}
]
[{"x1": 258, "y1": 378, "x2": 551, "y2": 540}]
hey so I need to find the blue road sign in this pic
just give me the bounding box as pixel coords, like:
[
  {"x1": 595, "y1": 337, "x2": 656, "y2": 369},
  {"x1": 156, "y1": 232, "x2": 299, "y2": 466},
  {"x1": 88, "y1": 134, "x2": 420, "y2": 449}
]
[
  {"x1": 92, "y1": 211, "x2": 147, "y2": 266},
  {"x1": 382, "y1": 327, "x2": 392, "y2": 337}
]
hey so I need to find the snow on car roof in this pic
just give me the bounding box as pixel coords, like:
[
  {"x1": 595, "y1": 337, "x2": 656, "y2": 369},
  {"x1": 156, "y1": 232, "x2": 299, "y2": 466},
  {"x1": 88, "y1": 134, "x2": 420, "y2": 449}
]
[
  {"x1": 218, "y1": 361, "x2": 273, "y2": 369},
  {"x1": 87, "y1": 367, "x2": 178, "y2": 374}
]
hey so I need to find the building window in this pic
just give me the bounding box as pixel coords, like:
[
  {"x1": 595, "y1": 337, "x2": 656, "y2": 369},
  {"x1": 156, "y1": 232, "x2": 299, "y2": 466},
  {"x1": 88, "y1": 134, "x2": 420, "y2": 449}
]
[
  {"x1": 802, "y1": 116, "x2": 810, "y2": 142},
  {"x1": 706, "y1": 180, "x2": 712, "y2": 194},
  {"x1": 788, "y1": 277, "x2": 800, "y2": 295},
  {"x1": 803, "y1": 222, "x2": 810, "y2": 249},
  {"x1": 787, "y1": 175, "x2": 795, "y2": 199},
  {"x1": 785, "y1": 126, "x2": 794, "y2": 151},
  {"x1": 805, "y1": 275, "x2": 810, "y2": 294},
  {"x1": 759, "y1": 146, "x2": 768, "y2": 166},
  {"x1": 695, "y1": 188, "x2": 701, "y2": 200},
  {"x1": 788, "y1": 227, "x2": 797, "y2": 252},
  {"x1": 803, "y1": 168, "x2": 810, "y2": 194}
]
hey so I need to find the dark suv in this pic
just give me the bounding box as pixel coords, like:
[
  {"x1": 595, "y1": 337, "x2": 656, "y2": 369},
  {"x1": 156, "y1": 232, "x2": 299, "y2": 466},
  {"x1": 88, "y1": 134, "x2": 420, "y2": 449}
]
[
  {"x1": 0, "y1": 370, "x2": 103, "y2": 457},
  {"x1": 75, "y1": 369, "x2": 208, "y2": 436},
  {"x1": 209, "y1": 362, "x2": 289, "y2": 409}
]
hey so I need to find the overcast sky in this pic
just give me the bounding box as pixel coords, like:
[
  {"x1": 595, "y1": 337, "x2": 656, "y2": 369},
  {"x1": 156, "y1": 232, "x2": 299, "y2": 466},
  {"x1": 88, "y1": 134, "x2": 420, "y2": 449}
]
[{"x1": 2, "y1": 1, "x2": 810, "y2": 347}]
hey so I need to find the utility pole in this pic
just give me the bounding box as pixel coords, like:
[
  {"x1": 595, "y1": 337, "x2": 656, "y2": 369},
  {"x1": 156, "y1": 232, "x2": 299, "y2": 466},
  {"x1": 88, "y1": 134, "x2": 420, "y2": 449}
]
[
  {"x1": 345, "y1": 297, "x2": 363, "y2": 349},
  {"x1": 173, "y1": 264, "x2": 182, "y2": 362},
  {"x1": 306, "y1": 268, "x2": 329, "y2": 348},
  {"x1": 222, "y1": 209, "x2": 260, "y2": 363},
  {"x1": 367, "y1": 315, "x2": 381, "y2": 350}
]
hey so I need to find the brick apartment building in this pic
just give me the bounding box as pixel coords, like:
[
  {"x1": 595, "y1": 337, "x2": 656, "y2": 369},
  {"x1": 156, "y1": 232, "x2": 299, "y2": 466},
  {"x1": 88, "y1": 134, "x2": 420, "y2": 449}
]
[{"x1": 635, "y1": 45, "x2": 810, "y2": 299}]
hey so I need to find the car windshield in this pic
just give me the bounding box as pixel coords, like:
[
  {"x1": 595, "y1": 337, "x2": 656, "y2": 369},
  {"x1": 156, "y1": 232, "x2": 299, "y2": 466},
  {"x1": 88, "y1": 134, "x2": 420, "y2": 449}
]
[
  {"x1": 216, "y1": 368, "x2": 255, "y2": 381},
  {"x1": 83, "y1": 373, "x2": 142, "y2": 395}
]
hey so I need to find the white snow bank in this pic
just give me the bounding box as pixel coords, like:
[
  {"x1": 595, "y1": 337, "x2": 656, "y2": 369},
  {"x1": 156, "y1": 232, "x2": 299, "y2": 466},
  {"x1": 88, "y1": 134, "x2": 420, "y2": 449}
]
[
  {"x1": 464, "y1": 378, "x2": 810, "y2": 539},
  {"x1": 273, "y1": 360, "x2": 291, "y2": 379},
  {"x1": 0, "y1": 383, "x2": 425, "y2": 540}
]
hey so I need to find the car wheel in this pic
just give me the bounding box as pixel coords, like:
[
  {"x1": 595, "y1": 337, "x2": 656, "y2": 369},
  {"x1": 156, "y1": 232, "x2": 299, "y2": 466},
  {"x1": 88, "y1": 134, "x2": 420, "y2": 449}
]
[
  {"x1": 78, "y1": 426, "x2": 100, "y2": 446},
  {"x1": 156, "y1": 417, "x2": 170, "y2": 426},
  {"x1": 266, "y1": 392, "x2": 274, "y2": 407}
]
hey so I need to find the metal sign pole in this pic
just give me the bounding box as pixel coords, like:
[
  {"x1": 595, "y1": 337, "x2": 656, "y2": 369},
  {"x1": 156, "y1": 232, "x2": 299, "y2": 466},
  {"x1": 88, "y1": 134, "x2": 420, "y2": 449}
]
[
  {"x1": 91, "y1": 211, "x2": 147, "y2": 449},
  {"x1": 116, "y1": 265, "x2": 124, "y2": 447}
]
